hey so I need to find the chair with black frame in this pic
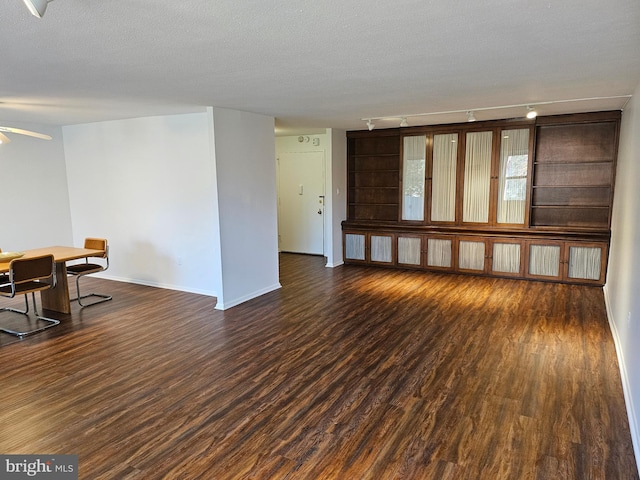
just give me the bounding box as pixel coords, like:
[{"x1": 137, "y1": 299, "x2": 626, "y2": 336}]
[
  {"x1": 66, "y1": 238, "x2": 112, "y2": 307},
  {"x1": 0, "y1": 254, "x2": 60, "y2": 338}
]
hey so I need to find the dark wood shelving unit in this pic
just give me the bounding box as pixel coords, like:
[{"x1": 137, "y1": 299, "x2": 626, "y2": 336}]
[
  {"x1": 531, "y1": 112, "x2": 620, "y2": 230},
  {"x1": 348, "y1": 132, "x2": 401, "y2": 222},
  {"x1": 343, "y1": 111, "x2": 621, "y2": 286}
]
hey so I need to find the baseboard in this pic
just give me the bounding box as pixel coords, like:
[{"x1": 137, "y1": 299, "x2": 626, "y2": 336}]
[
  {"x1": 603, "y1": 286, "x2": 640, "y2": 474},
  {"x1": 215, "y1": 283, "x2": 282, "y2": 310},
  {"x1": 95, "y1": 274, "x2": 218, "y2": 298},
  {"x1": 325, "y1": 260, "x2": 344, "y2": 268}
]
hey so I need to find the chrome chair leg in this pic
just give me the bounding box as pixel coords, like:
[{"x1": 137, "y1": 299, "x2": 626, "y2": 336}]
[
  {"x1": 0, "y1": 293, "x2": 60, "y2": 338},
  {"x1": 0, "y1": 294, "x2": 31, "y2": 315},
  {"x1": 72, "y1": 275, "x2": 112, "y2": 307}
]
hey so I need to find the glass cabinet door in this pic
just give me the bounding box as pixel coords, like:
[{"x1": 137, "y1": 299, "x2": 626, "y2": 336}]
[
  {"x1": 566, "y1": 243, "x2": 605, "y2": 282},
  {"x1": 370, "y1": 234, "x2": 393, "y2": 264},
  {"x1": 462, "y1": 131, "x2": 493, "y2": 223},
  {"x1": 491, "y1": 240, "x2": 523, "y2": 276},
  {"x1": 397, "y1": 235, "x2": 422, "y2": 267},
  {"x1": 401, "y1": 135, "x2": 427, "y2": 221},
  {"x1": 457, "y1": 238, "x2": 487, "y2": 272},
  {"x1": 497, "y1": 129, "x2": 529, "y2": 225},
  {"x1": 431, "y1": 133, "x2": 458, "y2": 222},
  {"x1": 526, "y1": 241, "x2": 563, "y2": 280},
  {"x1": 427, "y1": 237, "x2": 453, "y2": 270},
  {"x1": 344, "y1": 233, "x2": 366, "y2": 261}
]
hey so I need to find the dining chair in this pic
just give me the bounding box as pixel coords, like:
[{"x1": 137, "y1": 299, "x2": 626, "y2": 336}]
[
  {"x1": 67, "y1": 238, "x2": 112, "y2": 307},
  {"x1": 0, "y1": 254, "x2": 60, "y2": 338}
]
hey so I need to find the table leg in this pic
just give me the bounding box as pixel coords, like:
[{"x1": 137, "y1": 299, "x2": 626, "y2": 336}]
[{"x1": 41, "y1": 262, "x2": 71, "y2": 314}]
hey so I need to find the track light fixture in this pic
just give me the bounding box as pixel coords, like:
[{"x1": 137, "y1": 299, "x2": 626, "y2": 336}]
[
  {"x1": 22, "y1": 0, "x2": 53, "y2": 18},
  {"x1": 360, "y1": 95, "x2": 630, "y2": 130}
]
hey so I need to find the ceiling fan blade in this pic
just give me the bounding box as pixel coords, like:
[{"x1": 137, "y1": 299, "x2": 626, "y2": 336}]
[
  {"x1": 0, "y1": 126, "x2": 52, "y2": 140},
  {"x1": 0, "y1": 132, "x2": 11, "y2": 144}
]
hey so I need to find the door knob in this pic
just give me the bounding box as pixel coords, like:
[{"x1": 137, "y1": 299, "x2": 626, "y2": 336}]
[{"x1": 317, "y1": 209, "x2": 322, "y2": 214}]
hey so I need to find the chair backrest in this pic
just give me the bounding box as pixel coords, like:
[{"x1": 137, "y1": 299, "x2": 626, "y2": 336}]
[
  {"x1": 10, "y1": 254, "x2": 54, "y2": 285},
  {"x1": 84, "y1": 238, "x2": 108, "y2": 258}
]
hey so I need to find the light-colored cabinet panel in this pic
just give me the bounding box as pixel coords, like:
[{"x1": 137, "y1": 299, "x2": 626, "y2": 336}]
[
  {"x1": 497, "y1": 129, "x2": 530, "y2": 225},
  {"x1": 431, "y1": 133, "x2": 459, "y2": 223},
  {"x1": 526, "y1": 241, "x2": 563, "y2": 280},
  {"x1": 427, "y1": 236, "x2": 454, "y2": 270},
  {"x1": 344, "y1": 233, "x2": 366, "y2": 262},
  {"x1": 490, "y1": 240, "x2": 524, "y2": 277},
  {"x1": 457, "y1": 237, "x2": 487, "y2": 273},
  {"x1": 462, "y1": 131, "x2": 493, "y2": 224},
  {"x1": 370, "y1": 234, "x2": 394, "y2": 264},
  {"x1": 397, "y1": 235, "x2": 423, "y2": 267},
  {"x1": 401, "y1": 135, "x2": 427, "y2": 221},
  {"x1": 566, "y1": 243, "x2": 607, "y2": 284},
  {"x1": 525, "y1": 240, "x2": 607, "y2": 284}
]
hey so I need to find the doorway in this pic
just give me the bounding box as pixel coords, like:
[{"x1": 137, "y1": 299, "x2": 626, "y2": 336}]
[{"x1": 277, "y1": 151, "x2": 325, "y2": 255}]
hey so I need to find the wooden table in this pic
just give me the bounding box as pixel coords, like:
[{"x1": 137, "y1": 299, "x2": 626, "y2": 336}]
[{"x1": 0, "y1": 246, "x2": 105, "y2": 314}]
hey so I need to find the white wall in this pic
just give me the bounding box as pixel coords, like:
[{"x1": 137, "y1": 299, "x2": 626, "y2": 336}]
[
  {"x1": 0, "y1": 123, "x2": 72, "y2": 251},
  {"x1": 211, "y1": 107, "x2": 280, "y2": 309},
  {"x1": 63, "y1": 113, "x2": 220, "y2": 296},
  {"x1": 327, "y1": 128, "x2": 347, "y2": 267},
  {"x1": 605, "y1": 81, "x2": 640, "y2": 465}
]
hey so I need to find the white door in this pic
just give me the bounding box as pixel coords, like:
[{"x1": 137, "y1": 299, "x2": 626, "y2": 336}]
[{"x1": 277, "y1": 151, "x2": 325, "y2": 255}]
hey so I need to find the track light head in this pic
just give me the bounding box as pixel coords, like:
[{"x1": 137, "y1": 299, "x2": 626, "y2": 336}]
[
  {"x1": 467, "y1": 111, "x2": 476, "y2": 122},
  {"x1": 526, "y1": 106, "x2": 538, "y2": 119},
  {"x1": 366, "y1": 119, "x2": 375, "y2": 131},
  {"x1": 400, "y1": 117, "x2": 409, "y2": 127},
  {"x1": 22, "y1": 0, "x2": 53, "y2": 18}
]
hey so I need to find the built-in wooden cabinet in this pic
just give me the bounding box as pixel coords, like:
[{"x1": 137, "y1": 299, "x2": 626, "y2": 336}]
[
  {"x1": 531, "y1": 112, "x2": 619, "y2": 230},
  {"x1": 343, "y1": 111, "x2": 620, "y2": 286},
  {"x1": 525, "y1": 240, "x2": 608, "y2": 285},
  {"x1": 348, "y1": 133, "x2": 400, "y2": 221},
  {"x1": 400, "y1": 125, "x2": 533, "y2": 228}
]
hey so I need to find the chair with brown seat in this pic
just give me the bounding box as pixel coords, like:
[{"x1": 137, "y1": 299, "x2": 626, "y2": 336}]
[
  {"x1": 0, "y1": 254, "x2": 60, "y2": 338},
  {"x1": 66, "y1": 238, "x2": 112, "y2": 307}
]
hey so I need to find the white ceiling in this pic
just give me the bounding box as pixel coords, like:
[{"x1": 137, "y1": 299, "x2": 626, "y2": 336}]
[{"x1": 1, "y1": 0, "x2": 639, "y2": 135}]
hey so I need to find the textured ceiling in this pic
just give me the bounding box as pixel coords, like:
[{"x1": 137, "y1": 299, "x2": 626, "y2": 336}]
[{"x1": 1, "y1": 0, "x2": 639, "y2": 135}]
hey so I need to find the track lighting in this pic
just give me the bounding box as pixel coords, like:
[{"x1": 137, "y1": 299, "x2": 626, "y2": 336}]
[
  {"x1": 22, "y1": 0, "x2": 53, "y2": 18},
  {"x1": 359, "y1": 95, "x2": 630, "y2": 130}
]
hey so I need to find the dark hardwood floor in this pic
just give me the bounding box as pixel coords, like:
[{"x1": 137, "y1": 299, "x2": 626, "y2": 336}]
[{"x1": 0, "y1": 253, "x2": 637, "y2": 479}]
